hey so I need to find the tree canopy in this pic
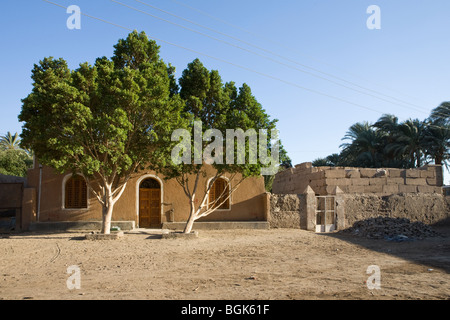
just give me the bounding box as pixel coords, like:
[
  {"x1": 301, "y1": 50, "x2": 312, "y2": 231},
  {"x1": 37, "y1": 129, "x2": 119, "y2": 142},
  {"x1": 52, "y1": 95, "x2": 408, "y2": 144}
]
[
  {"x1": 19, "y1": 31, "x2": 185, "y2": 234},
  {"x1": 0, "y1": 132, "x2": 32, "y2": 177},
  {"x1": 157, "y1": 58, "x2": 285, "y2": 233}
]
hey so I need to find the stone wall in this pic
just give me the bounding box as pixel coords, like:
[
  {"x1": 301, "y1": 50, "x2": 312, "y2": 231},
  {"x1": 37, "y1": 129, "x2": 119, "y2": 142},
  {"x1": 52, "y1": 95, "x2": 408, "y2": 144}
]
[{"x1": 272, "y1": 162, "x2": 443, "y2": 196}]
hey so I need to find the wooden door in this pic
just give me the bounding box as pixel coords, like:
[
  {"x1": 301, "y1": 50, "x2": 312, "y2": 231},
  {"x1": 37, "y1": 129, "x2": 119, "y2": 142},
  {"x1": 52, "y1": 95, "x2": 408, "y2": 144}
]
[{"x1": 139, "y1": 188, "x2": 161, "y2": 228}]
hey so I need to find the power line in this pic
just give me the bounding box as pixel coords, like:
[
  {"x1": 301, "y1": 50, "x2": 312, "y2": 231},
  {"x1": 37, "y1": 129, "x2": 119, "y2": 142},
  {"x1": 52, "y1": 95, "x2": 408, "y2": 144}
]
[
  {"x1": 161, "y1": 0, "x2": 450, "y2": 124},
  {"x1": 42, "y1": 0, "x2": 450, "y2": 126},
  {"x1": 169, "y1": 0, "x2": 433, "y2": 112},
  {"x1": 42, "y1": 0, "x2": 385, "y2": 115},
  {"x1": 113, "y1": 0, "x2": 431, "y2": 115}
]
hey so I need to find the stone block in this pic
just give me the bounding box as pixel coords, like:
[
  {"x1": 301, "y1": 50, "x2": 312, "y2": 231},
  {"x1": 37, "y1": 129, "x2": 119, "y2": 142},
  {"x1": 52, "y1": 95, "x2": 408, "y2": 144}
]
[
  {"x1": 426, "y1": 178, "x2": 438, "y2": 186},
  {"x1": 405, "y1": 178, "x2": 427, "y2": 186},
  {"x1": 398, "y1": 185, "x2": 418, "y2": 193},
  {"x1": 325, "y1": 178, "x2": 350, "y2": 186},
  {"x1": 359, "y1": 169, "x2": 377, "y2": 178},
  {"x1": 295, "y1": 162, "x2": 312, "y2": 170},
  {"x1": 388, "y1": 169, "x2": 402, "y2": 178},
  {"x1": 308, "y1": 171, "x2": 326, "y2": 180},
  {"x1": 382, "y1": 185, "x2": 399, "y2": 194},
  {"x1": 310, "y1": 179, "x2": 325, "y2": 188},
  {"x1": 374, "y1": 169, "x2": 388, "y2": 177},
  {"x1": 405, "y1": 170, "x2": 421, "y2": 178},
  {"x1": 369, "y1": 177, "x2": 387, "y2": 185},
  {"x1": 417, "y1": 185, "x2": 437, "y2": 193},
  {"x1": 351, "y1": 178, "x2": 370, "y2": 186},
  {"x1": 347, "y1": 185, "x2": 364, "y2": 193},
  {"x1": 324, "y1": 169, "x2": 347, "y2": 179},
  {"x1": 387, "y1": 178, "x2": 405, "y2": 185},
  {"x1": 420, "y1": 170, "x2": 434, "y2": 178},
  {"x1": 345, "y1": 170, "x2": 360, "y2": 178},
  {"x1": 363, "y1": 185, "x2": 383, "y2": 193}
]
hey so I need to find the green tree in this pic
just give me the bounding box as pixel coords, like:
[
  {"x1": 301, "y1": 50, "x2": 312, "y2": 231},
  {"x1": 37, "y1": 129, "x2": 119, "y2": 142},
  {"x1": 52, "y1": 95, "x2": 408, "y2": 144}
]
[
  {"x1": 430, "y1": 101, "x2": 450, "y2": 122},
  {"x1": 158, "y1": 59, "x2": 281, "y2": 234},
  {"x1": 264, "y1": 143, "x2": 292, "y2": 192},
  {"x1": 317, "y1": 107, "x2": 450, "y2": 171},
  {"x1": 386, "y1": 119, "x2": 426, "y2": 168},
  {"x1": 312, "y1": 153, "x2": 341, "y2": 167},
  {"x1": 424, "y1": 102, "x2": 450, "y2": 167},
  {"x1": 19, "y1": 31, "x2": 184, "y2": 234},
  {"x1": 0, "y1": 149, "x2": 33, "y2": 177},
  {"x1": 339, "y1": 122, "x2": 385, "y2": 168},
  {"x1": 423, "y1": 121, "x2": 450, "y2": 167}
]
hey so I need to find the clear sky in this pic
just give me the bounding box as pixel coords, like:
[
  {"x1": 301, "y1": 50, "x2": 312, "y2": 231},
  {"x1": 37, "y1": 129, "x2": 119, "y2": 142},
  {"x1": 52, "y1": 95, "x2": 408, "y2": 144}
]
[{"x1": 1, "y1": 0, "x2": 450, "y2": 181}]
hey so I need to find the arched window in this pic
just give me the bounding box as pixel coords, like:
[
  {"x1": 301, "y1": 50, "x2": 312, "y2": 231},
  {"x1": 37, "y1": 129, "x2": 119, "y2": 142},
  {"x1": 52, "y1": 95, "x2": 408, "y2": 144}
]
[
  {"x1": 208, "y1": 178, "x2": 230, "y2": 210},
  {"x1": 64, "y1": 175, "x2": 88, "y2": 209}
]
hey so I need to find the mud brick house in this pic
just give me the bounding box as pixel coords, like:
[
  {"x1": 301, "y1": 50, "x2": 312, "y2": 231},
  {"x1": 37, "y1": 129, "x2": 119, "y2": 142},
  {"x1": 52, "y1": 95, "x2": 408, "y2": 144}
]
[
  {"x1": 3, "y1": 161, "x2": 448, "y2": 233},
  {"x1": 14, "y1": 163, "x2": 269, "y2": 231}
]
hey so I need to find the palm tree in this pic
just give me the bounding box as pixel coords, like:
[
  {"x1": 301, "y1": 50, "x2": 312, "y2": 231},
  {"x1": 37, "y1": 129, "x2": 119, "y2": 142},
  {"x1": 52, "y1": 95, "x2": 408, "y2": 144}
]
[
  {"x1": 373, "y1": 114, "x2": 403, "y2": 167},
  {"x1": 373, "y1": 114, "x2": 399, "y2": 134},
  {"x1": 430, "y1": 102, "x2": 450, "y2": 122},
  {"x1": 340, "y1": 122, "x2": 385, "y2": 168},
  {"x1": 312, "y1": 153, "x2": 341, "y2": 167},
  {"x1": 385, "y1": 119, "x2": 426, "y2": 168},
  {"x1": 0, "y1": 132, "x2": 21, "y2": 150},
  {"x1": 423, "y1": 122, "x2": 450, "y2": 167}
]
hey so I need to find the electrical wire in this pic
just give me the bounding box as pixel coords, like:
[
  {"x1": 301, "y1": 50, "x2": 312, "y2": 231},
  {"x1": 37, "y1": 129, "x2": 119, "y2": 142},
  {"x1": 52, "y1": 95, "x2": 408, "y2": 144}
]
[
  {"x1": 111, "y1": 0, "x2": 430, "y2": 115},
  {"x1": 169, "y1": 0, "x2": 432, "y2": 109},
  {"x1": 41, "y1": 0, "x2": 450, "y2": 132}
]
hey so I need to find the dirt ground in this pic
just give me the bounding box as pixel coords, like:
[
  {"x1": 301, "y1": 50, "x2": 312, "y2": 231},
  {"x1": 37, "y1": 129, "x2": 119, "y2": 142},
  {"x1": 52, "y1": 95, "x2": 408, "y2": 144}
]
[{"x1": 0, "y1": 226, "x2": 449, "y2": 300}]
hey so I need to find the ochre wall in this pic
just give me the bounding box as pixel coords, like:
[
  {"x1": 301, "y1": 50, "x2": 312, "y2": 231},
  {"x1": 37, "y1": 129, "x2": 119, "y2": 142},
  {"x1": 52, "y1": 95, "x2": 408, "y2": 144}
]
[{"x1": 26, "y1": 164, "x2": 267, "y2": 227}]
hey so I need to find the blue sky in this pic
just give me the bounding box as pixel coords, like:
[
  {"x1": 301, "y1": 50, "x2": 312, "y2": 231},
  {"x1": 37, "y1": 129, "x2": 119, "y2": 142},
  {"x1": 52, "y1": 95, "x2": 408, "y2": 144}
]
[{"x1": 1, "y1": 0, "x2": 450, "y2": 181}]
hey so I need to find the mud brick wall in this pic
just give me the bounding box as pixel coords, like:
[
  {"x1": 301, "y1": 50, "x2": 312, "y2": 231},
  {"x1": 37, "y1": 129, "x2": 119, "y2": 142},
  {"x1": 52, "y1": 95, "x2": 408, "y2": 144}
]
[
  {"x1": 343, "y1": 193, "x2": 450, "y2": 227},
  {"x1": 272, "y1": 163, "x2": 443, "y2": 196},
  {"x1": 269, "y1": 193, "x2": 450, "y2": 230},
  {"x1": 269, "y1": 194, "x2": 306, "y2": 229}
]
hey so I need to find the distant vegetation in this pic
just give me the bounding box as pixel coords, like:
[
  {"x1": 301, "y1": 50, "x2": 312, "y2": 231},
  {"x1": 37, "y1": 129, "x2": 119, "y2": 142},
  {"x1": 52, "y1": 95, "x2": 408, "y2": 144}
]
[
  {"x1": 0, "y1": 131, "x2": 33, "y2": 177},
  {"x1": 313, "y1": 102, "x2": 450, "y2": 170}
]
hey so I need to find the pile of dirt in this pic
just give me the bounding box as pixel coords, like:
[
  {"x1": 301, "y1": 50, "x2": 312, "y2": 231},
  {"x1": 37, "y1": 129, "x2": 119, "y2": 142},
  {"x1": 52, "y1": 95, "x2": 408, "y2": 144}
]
[{"x1": 341, "y1": 217, "x2": 441, "y2": 241}]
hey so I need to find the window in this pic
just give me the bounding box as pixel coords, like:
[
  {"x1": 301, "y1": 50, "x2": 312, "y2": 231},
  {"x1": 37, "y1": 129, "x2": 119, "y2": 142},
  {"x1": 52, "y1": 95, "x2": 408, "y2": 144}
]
[
  {"x1": 64, "y1": 175, "x2": 88, "y2": 209},
  {"x1": 208, "y1": 178, "x2": 230, "y2": 210}
]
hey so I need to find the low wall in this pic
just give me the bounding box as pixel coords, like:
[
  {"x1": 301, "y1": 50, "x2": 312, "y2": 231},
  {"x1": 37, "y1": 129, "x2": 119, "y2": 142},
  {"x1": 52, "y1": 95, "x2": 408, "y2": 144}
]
[
  {"x1": 268, "y1": 192, "x2": 450, "y2": 230},
  {"x1": 343, "y1": 193, "x2": 450, "y2": 227},
  {"x1": 273, "y1": 162, "x2": 443, "y2": 196}
]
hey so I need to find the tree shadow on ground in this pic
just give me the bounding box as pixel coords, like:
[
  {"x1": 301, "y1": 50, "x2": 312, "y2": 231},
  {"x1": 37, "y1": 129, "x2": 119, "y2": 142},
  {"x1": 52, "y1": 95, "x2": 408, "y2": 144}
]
[{"x1": 322, "y1": 218, "x2": 450, "y2": 274}]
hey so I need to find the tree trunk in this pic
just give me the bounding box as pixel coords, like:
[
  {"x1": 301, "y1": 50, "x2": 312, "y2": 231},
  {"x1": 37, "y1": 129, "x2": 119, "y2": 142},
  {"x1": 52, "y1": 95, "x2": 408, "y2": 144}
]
[
  {"x1": 100, "y1": 182, "x2": 115, "y2": 235},
  {"x1": 101, "y1": 202, "x2": 115, "y2": 234},
  {"x1": 416, "y1": 151, "x2": 422, "y2": 168},
  {"x1": 183, "y1": 200, "x2": 197, "y2": 234}
]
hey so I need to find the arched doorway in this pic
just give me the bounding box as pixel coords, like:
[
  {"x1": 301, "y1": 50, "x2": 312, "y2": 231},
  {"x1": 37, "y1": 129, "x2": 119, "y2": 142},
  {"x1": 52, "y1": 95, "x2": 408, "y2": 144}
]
[{"x1": 139, "y1": 178, "x2": 162, "y2": 228}]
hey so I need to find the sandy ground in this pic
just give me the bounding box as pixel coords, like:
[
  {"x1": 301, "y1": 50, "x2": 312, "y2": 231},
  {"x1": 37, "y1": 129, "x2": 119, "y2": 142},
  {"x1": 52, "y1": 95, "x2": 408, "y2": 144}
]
[{"x1": 0, "y1": 226, "x2": 449, "y2": 300}]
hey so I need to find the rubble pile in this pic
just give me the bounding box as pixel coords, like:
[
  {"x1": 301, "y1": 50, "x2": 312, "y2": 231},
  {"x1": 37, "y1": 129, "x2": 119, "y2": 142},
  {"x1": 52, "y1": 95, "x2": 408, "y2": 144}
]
[{"x1": 341, "y1": 217, "x2": 440, "y2": 241}]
